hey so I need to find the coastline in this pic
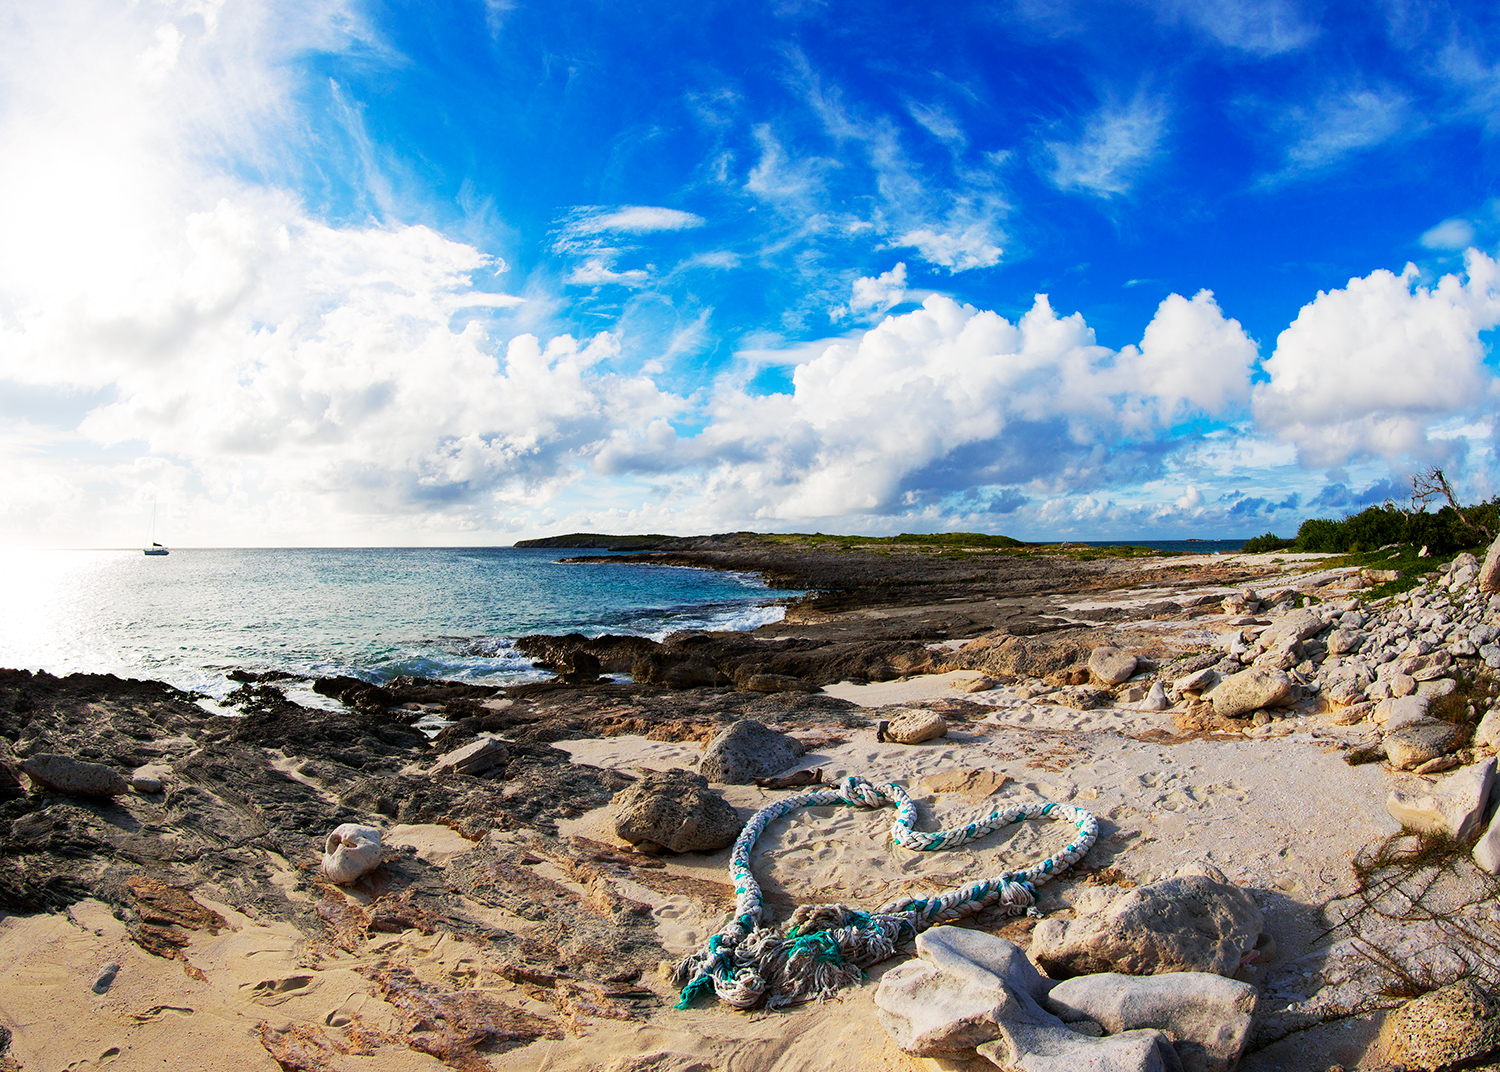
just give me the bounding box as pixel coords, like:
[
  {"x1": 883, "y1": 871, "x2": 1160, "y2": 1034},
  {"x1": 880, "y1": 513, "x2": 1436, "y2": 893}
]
[{"x1": 0, "y1": 537, "x2": 1493, "y2": 1070}]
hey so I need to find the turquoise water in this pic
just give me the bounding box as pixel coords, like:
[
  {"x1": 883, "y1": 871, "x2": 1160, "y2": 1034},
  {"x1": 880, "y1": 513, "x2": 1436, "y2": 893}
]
[{"x1": 0, "y1": 548, "x2": 800, "y2": 698}]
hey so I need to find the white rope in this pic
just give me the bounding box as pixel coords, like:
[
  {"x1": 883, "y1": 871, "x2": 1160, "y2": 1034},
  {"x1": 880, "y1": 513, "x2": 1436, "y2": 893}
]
[{"x1": 670, "y1": 774, "x2": 1098, "y2": 1010}]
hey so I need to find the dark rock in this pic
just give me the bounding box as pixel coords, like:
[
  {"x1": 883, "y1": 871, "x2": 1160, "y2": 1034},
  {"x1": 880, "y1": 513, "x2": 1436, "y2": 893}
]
[{"x1": 312, "y1": 675, "x2": 398, "y2": 712}]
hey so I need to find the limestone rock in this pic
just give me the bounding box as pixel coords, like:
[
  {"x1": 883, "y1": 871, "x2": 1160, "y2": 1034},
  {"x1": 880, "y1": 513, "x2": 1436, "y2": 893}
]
[
  {"x1": 1325, "y1": 628, "x2": 1365, "y2": 655},
  {"x1": 1387, "y1": 760, "x2": 1494, "y2": 841},
  {"x1": 734, "y1": 672, "x2": 817, "y2": 694},
  {"x1": 1174, "y1": 668, "x2": 1218, "y2": 694},
  {"x1": 699, "y1": 720, "x2": 804, "y2": 784},
  {"x1": 885, "y1": 709, "x2": 948, "y2": 744},
  {"x1": 965, "y1": 675, "x2": 999, "y2": 693},
  {"x1": 1384, "y1": 722, "x2": 1461, "y2": 771},
  {"x1": 430, "y1": 735, "x2": 509, "y2": 777},
  {"x1": 1375, "y1": 694, "x2": 1431, "y2": 729},
  {"x1": 1481, "y1": 532, "x2": 1500, "y2": 594},
  {"x1": 1209, "y1": 668, "x2": 1296, "y2": 718},
  {"x1": 20, "y1": 753, "x2": 128, "y2": 797},
  {"x1": 874, "y1": 960, "x2": 1018, "y2": 1056},
  {"x1": 611, "y1": 768, "x2": 742, "y2": 853},
  {"x1": 977, "y1": 1022, "x2": 1183, "y2": 1072},
  {"x1": 1475, "y1": 707, "x2": 1500, "y2": 750},
  {"x1": 1046, "y1": 971, "x2": 1256, "y2": 1072},
  {"x1": 1379, "y1": 978, "x2": 1500, "y2": 1072},
  {"x1": 1476, "y1": 806, "x2": 1500, "y2": 873},
  {"x1": 1258, "y1": 607, "x2": 1326, "y2": 648},
  {"x1": 1417, "y1": 676, "x2": 1457, "y2": 700},
  {"x1": 1089, "y1": 646, "x2": 1138, "y2": 686},
  {"x1": 322, "y1": 823, "x2": 383, "y2": 884},
  {"x1": 1141, "y1": 682, "x2": 1170, "y2": 711},
  {"x1": 1029, "y1": 861, "x2": 1262, "y2": 979},
  {"x1": 874, "y1": 928, "x2": 1053, "y2": 1056}
]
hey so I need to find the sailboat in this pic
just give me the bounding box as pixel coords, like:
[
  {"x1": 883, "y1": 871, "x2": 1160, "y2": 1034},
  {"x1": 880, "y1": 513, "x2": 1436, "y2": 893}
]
[{"x1": 143, "y1": 502, "x2": 169, "y2": 556}]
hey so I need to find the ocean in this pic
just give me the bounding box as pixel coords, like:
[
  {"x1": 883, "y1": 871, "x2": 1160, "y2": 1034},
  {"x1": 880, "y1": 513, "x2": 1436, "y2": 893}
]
[{"x1": 0, "y1": 548, "x2": 800, "y2": 702}]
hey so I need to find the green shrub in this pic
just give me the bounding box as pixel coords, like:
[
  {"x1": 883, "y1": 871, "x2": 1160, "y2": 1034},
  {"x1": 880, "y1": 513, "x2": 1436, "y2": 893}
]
[{"x1": 1242, "y1": 532, "x2": 1294, "y2": 553}]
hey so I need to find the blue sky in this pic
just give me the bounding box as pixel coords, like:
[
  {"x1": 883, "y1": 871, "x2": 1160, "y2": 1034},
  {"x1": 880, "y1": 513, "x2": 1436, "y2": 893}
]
[{"x1": 2, "y1": 0, "x2": 1500, "y2": 545}]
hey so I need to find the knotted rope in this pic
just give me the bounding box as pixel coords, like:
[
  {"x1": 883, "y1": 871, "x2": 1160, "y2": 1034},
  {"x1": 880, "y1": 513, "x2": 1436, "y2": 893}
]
[{"x1": 670, "y1": 774, "x2": 1098, "y2": 1010}]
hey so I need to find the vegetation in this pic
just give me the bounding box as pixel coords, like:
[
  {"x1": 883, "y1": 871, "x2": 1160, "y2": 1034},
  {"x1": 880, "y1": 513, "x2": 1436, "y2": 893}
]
[{"x1": 1243, "y1": 469, "x2": 1500, "y2": 559}]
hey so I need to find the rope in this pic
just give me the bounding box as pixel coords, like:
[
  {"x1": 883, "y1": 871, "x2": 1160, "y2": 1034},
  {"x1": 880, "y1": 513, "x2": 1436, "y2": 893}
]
[{"x1": 669, "y1": 774, "x2": 1097, "y2": 1010}]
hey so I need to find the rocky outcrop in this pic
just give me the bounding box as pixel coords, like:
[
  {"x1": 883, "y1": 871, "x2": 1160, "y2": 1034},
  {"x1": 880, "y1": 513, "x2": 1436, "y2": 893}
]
[
  {"x1": 429, "y1": 736, "x2": 510, "y2": 778},
  {"x1": 611, "y1": 768, "x2": 742, "y2": 853},
  {"x1": 1386, "y1": 759, "x2": 1495, "y2": 840},
  {"x1": 1029, "y1": 861, "x2": 1262, "y2": 980},
  {"x1": 698, "y1": 721, "x2": 804, "y2": 784}
]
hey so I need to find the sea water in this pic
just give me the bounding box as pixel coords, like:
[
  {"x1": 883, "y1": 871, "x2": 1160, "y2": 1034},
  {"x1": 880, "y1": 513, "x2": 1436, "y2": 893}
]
[{"x1": 0, "y1": 547, "x2": 800, "y2": 699}]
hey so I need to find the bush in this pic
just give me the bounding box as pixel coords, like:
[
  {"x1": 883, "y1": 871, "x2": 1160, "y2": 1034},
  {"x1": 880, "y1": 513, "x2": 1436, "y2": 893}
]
[
  {"x1": 1242, "y1": 532, "x2": 1294, "y2": 553},
  {"x1": 1289, "y1": 500, "x2": 1498, "y2": 556}
]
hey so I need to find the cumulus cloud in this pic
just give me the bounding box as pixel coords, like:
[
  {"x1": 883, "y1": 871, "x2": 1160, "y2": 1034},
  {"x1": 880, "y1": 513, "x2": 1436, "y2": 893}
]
[
  {"x1": 837, "y1": 262, "x2": 908, "y2": 318},
  {"x1": 1253, "y1": 252, "x2": 1500, "y2": 468},
  {"x1": 1044, "y1": 92, "x2": 1168, "y2": 198},
  {"x1": 894, "y1": 225, "x2": 1003, "y2": 271},
  {"x1": 600, "y1": 289, "x2": 1257, "y2": 521}
]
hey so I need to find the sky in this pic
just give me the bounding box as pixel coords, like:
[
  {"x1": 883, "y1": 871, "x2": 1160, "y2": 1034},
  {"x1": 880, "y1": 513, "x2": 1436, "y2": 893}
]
[{"x1": 2, "y1": 0, "x2": 1500, "y2": 546}]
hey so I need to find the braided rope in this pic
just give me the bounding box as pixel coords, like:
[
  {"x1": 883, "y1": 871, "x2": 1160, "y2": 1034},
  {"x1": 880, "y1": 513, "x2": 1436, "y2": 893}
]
[{"x1": 670, "y1": 774, "x2": 1097, "y2": 1010}]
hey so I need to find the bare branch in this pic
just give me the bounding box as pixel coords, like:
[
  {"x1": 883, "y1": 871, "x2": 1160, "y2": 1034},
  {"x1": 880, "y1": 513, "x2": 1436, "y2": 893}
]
[{"x1": 1411, "y1": 468, "x2": 1493, "y2": 542}]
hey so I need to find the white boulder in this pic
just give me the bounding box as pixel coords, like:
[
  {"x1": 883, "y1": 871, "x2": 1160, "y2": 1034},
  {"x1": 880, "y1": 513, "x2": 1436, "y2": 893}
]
[{"x1": 322, "y1": 823, "x2": 384, "y2": 884}]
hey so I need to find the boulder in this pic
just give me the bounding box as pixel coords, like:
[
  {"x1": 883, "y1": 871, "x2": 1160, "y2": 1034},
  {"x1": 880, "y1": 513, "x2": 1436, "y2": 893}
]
[
  {"x1": 1209, "y1": 668, "x2": 1296, "y2": 718},
  {"x1": 1384, "y1": 722, "x2": 1461, "y2": 771},
  {"x1": 611, "y1": 768, "x2": 742, "y2": 853},
  {"x1": 874, "y1": 928, "x2": 1054, "y2": 1056},
  {"x1": 1476, "y1": 806, "x2": 1500, "y2": 874},
  {"x1": 429, "y1": 736, "x2": 509, "y2": 777},
  {"x1": 1257, "y1": 607, "x2": 1326, "y2": 648},
  {"x1": 1375, "y1": 694, "x2": 1431, "y2": 731},
  {"x1": 884, "y1": 709, "x2": 948, "y2": 744},
  {"x1": 1141, "y1": 682, "x2": 1170, "y2": 711},
  {"x1": 1417, "y1": 677, "x2": 1458, "y2": 700},
  {"x1": 1379, "y1": 978, "x2": 1500, "y2": 1072},
  {"x1": 1046, "y1": 972, "x2": 1256, "y2": 1072},
  {"x1": 699, "y1": 720, "x2": 805, "y2": 784},
  {"x1": 1385, "y1": 759, "x2": 1494, "y2": 841},
  {"x1": 1325, "y1": 628, "x2": 1365, "y2": 655},
  {"x1": 1475, "y1": 707, "x2": 1500, "y2": 751},
  {"x1": 1089, "y1": 647, "x2": 1138, "y2": 686},
  {"x1": 875, "y1": 927, "x2": 1182, "y2": 1070},
  {"x1": 1174, "y1": 668, "x2": 1218, "y2": 694},
  {"x1": 20, "y1": 753, "x2": 128, "y2": 797},
  {"x1": 1029, "y1": 861, "x2": 1262, "y2": 980},
  {"x1": 322, "y1": 823, "x2": 383, "y2": 884},
  {"x1": 976, "y1": 1022, "x2": 1183, "y2": 1072},
  {"x1": 1481, "y1": 532, "x2": 1500, "y2": 595}
]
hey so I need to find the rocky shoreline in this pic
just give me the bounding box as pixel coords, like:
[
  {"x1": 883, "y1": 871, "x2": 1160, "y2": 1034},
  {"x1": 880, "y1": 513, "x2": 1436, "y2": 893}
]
[{"x1": 1, "y1": 536, "x2": 1499, "y2": 1070}]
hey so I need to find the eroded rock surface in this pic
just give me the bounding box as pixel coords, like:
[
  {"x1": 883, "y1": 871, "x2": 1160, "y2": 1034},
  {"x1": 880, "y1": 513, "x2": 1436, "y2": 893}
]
[
  {"x1": 611, "y1": 768, "x2": 742, "y2": 853},
  {"x1": 1029, "y1": 862, "x2": 1262, "y2": 980}
]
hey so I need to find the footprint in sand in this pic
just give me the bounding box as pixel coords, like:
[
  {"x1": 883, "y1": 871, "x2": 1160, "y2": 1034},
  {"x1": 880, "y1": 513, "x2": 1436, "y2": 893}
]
[
  {"x1": 244, "y1": 976, "x2": 315, "y2": 1006},
  {"x1": 130, "y1": 1005, "x2": 194, "y2": 1022}
]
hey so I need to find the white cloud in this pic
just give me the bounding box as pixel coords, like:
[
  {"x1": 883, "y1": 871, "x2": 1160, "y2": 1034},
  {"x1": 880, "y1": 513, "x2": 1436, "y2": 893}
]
[
  {"x1": 1253, "y1": 252, "x2": 1500, "y2": 468},
  {"x1": 566, "y1": 259, "x2": 651, "y2": 287},
  {"x1": 842, "y1": 262, "x2": 908, "y2": 317},
  {"x1": 895, "y1": 226, "x2": 1003, "y2": 271},
  {"x1": 1045, "y1": 92, "x2": 1168, "y2": 198},
  {"x1": 906, "y1": 100, "x2": 967, "y2": 147},
  {"x1": 565, "y1": 206, "x2": 707, "y2": 234},
  {"x1": 1274, "y1": 85, "x2": 1413, "y2": 177},
  {"x1": 1153, "y1": 0, "x2": 1317, "y2": 56},
  {"x1": 599, "y1": 290, "x2": 1257, "y2": 521},
  {"x1": 1421, "y1": 217, "x2": 1477, "y2": 250}
]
